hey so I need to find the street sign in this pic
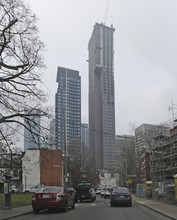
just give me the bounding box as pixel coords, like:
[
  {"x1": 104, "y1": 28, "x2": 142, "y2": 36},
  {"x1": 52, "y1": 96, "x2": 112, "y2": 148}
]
[
  {"x1": 128, "y1": 178, "x2": 133, "y2": 184},
  {"x1": 4, "y1": 183, "x2": 8, "y2": 194}
]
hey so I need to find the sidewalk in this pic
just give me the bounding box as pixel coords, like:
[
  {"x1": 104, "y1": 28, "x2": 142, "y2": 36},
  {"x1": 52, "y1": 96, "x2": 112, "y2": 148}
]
[
  {"x1": 133, "y1": 195, "x2": 177, "y2": 220},
  {"x1": 0, "y1": 205, "x2": 32, "y2": 220}
]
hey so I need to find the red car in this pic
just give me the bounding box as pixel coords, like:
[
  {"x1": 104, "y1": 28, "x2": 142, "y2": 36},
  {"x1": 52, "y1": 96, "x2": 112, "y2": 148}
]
[{"x1": 32, "y1": 186, "x2": 75, "y2": 213}]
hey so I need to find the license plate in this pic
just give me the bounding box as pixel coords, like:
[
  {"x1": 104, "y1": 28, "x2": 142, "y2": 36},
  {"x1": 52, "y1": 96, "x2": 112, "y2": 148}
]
[
  {"x1": 42, "y1": 194, "x2": 49, "y2": 198},
  {"x1": 119, "y1": 196, "x2": 125, "y2": 198}
]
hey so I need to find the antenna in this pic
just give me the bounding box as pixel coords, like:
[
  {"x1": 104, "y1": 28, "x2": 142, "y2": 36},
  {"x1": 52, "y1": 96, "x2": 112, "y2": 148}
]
[{"x1": 104, "y1": 0, "x2": 110, "y2": 25}]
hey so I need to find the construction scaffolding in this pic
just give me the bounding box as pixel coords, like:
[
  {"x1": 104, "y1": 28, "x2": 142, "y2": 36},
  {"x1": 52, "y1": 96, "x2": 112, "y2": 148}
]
[{"x1": 151, "y1": 127, "x2": 177, "y2": 182}]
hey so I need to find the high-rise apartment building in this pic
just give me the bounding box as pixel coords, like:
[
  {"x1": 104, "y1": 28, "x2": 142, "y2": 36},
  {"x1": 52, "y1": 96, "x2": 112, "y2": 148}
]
[
  {"x1": 55, "y1": 67, "x2": 81, "y2": 153},
  {"x1": 81, "y1": 123, "x2": 89, "y2": 171},
  {"x1": 24, "y1": 108, "x2": 40, "y2": 151},
  {"x1": 88, "y1": 23, "x2": 116, "y2": 170},
  {"x1": 50, "y1": 118, "x2": 56, "y2": 149}
]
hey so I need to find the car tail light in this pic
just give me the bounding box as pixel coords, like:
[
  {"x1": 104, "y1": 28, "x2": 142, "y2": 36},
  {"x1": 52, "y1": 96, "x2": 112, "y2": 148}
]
[
  {"x1": 127, "y1": 194, "x2": 131, "y2": 198},
  {"x1": 111, "y1": 194, "x2": 117, "y2": 197},
  {"x1": 32, "y1": 195, "x2": 36, "y2": 201},
  {"x1": 56, "y1": 194, "x2": 62, "y2": 200}
]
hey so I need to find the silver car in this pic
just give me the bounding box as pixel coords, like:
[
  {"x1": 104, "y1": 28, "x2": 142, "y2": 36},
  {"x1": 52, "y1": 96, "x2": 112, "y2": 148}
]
[{"x1": 104, "y1": 187, "x2": 113, "y2": 198}]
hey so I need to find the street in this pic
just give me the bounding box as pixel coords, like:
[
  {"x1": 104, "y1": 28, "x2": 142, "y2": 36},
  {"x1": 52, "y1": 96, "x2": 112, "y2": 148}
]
[{"x1": 12, "y1": 196, "x2": 170, "y2": 220}]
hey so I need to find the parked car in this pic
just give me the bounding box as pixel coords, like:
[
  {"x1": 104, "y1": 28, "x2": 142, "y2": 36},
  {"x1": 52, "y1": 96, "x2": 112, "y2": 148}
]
[
  {"x1": 24, "y1": 184, "x2": 45, "y2": 193},
  {"x1": 75, "y1": 182, "x2": 96, "y2": 202},
  {"x1": 101, "y1": 188, "x2": 106, "y2": 197},
  {"x1": 10, "y1": 185, "x2": 18, "y2": 193},
  {"x1": 96, "y1": 188, "x2": 102, "y2": 194},
  {"x1": 104, "y1": 187, "x2": 113, "y2": 198},
  {"x1": 110, "y1": 187, "x2": 132, "y2": 207},
  {"x1": 32, "y1": 186, "x2": 75, "y2": 213},
  {"x1": 68, "y1": 187, "x2": 77, "y2": 202}
]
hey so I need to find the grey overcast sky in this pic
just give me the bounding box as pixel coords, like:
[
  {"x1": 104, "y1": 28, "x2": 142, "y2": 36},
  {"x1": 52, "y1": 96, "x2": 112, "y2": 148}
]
[{"x1": 25, "y1": 0, "x2": 177, "y2": 135}]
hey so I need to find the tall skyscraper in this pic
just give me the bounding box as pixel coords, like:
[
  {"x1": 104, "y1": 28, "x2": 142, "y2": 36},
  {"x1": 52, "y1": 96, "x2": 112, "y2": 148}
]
[
  {"x1": 24, "y1": 108, "x2": 40, "y2": 151},
  {"x1": 55, "y1": 67, "x2": 81, "y2": 153},
  {"x1": 81, "y1": 123, "x2": 89, "y2": 171},
  {"x1": 88, "y1": 23, "x2": 116, "y2": 170},
  {"x1": 50, "y1": 118, "x2": 56, "y2": 149}
]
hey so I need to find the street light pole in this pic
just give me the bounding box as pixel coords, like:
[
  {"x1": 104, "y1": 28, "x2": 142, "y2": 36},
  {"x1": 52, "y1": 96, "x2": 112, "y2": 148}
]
[{"x1": 63, "y1": 109, "x2": 68, "y2": 187}]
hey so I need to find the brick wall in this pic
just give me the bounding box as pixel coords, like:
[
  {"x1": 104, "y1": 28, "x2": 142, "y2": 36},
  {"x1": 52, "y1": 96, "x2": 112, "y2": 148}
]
[{"x1": 40, "y1": 149, "x2": 64, "y2": 186}]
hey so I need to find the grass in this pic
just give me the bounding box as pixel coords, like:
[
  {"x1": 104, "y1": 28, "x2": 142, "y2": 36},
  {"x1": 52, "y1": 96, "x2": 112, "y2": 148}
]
[{"x1": 0, "y1": 193, "x2": 33, "y2": 209}]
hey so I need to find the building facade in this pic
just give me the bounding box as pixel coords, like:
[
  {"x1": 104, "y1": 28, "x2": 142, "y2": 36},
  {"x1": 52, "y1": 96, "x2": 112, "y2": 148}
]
[
  {"x1": 81, "y1": 123, "x2": 89, "y2": 171},
  {"x1": 22, "y1": 149, "x2": 64, "y2": 191},
  {"x1": 24, "y1": 108, "x2": 40, "y2": 151},
  {"x1": 135, "y1": 123, "x2": 170, "y2": 183},
  {"x1": 88, "y1": 23, "x2": 116, "y2": 170},
  {"x1": 50, "y1": 118, "x2": 56, "y2": 149},
  {"x1": 55, "y1": 66, "x2": 81, "y2": 154},
  {"x1": 151, "y1": 126, "x2": 177, "y2": 182}
]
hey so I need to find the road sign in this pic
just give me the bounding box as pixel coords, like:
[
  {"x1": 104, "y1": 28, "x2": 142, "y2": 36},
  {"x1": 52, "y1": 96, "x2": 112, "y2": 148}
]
[
  {"x1": 4, "y1": 183, "x2": 8, "y2": 194},
  {"x1": 128, "y1": 178, "x2": 132, "y2": 184}
]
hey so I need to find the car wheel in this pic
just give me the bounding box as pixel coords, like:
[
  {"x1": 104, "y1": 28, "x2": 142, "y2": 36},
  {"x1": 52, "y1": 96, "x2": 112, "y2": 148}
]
[
  {"x1": 111, "y1": 203, "x2": 114, "y2": 207},
  {"x1": 94, "y1": 196, "x2": 96, "y2": 201},
  {"x1": 33, "y1": 208, "x2": 39, "y2": 214},
  {"x1": 63, "y1": 202, "x2": 68, "y2": 212},
  {"x1": 129, "y1": 202, "x2": 132, "y2": 207}
]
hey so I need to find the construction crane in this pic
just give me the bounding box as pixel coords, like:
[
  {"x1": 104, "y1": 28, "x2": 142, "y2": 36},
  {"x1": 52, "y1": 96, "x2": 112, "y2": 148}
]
[{"x1": 104, "y1": 0, "x2": 111, "y2": 25}]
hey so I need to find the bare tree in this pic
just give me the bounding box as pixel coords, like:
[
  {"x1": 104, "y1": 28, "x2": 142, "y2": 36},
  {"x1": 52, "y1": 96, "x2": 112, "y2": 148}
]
[
  {"x1": 128, "y1": 121, "x2": 142, "y2": 184},
  {"x1": 0, "y1": 0, "x2": 51, "y2": 180},
  {"x1": 67, "y1": 140, "x2": 81, "y2": 186}
]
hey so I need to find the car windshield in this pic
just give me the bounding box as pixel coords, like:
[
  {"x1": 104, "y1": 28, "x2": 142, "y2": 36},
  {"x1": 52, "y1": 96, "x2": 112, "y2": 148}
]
[
  {"x1": 113, "y1": 187, "x2": 130, "y2": 194},
  {"x1": 38, "y1": 187, "x2": 63, "y2": 193}
]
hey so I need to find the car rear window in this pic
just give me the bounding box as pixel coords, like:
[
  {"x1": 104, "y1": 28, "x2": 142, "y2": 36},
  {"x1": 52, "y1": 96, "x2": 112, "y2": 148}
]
[
  {"x1": 107, "y1": 188, "x2": 113, "y2": 192},
  {"x1": 78, "y1": 183, "x2": 92, "y2": 188},
  {"x1": 39, "y1": 187, "x2": 63, "y2": 193},
  {"x1": 113, "y1": 188, "x2": 130, "y2": 194}
]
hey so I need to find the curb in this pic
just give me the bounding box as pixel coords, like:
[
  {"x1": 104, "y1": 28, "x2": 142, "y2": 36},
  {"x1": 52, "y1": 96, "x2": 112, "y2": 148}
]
[{"x1": 0, "y1": 211, "x2": 33, "y2": 220}]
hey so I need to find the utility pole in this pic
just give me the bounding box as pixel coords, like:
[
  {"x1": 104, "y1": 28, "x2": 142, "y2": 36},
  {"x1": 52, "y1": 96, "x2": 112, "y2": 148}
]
[
  {"x1": 64, "y1": 109, "x2": 68, "y2": 187},
  {"x1": 4, "y1": 175, "x2": 12, "y2": 210}
]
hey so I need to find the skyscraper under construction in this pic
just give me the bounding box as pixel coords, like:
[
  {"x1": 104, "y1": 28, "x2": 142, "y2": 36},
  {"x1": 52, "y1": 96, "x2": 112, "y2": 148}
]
[{"x1": 88, "y1": 23, "x2": 116, "y2": 171}]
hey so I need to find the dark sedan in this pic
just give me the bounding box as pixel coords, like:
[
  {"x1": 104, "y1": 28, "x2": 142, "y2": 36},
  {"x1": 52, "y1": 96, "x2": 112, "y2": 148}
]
[
  {"x1": 32, "y1": 186, "x2": 75, "y2": 213},
  {"x1": 110, "y1": 187, "x2": 132, "y2": 207}
]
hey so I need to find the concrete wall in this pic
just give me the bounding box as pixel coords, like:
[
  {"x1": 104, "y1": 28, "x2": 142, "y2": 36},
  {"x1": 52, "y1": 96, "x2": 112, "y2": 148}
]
[{"x1": 22, "y1": 150, "x2": 40, "y2": 191}]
